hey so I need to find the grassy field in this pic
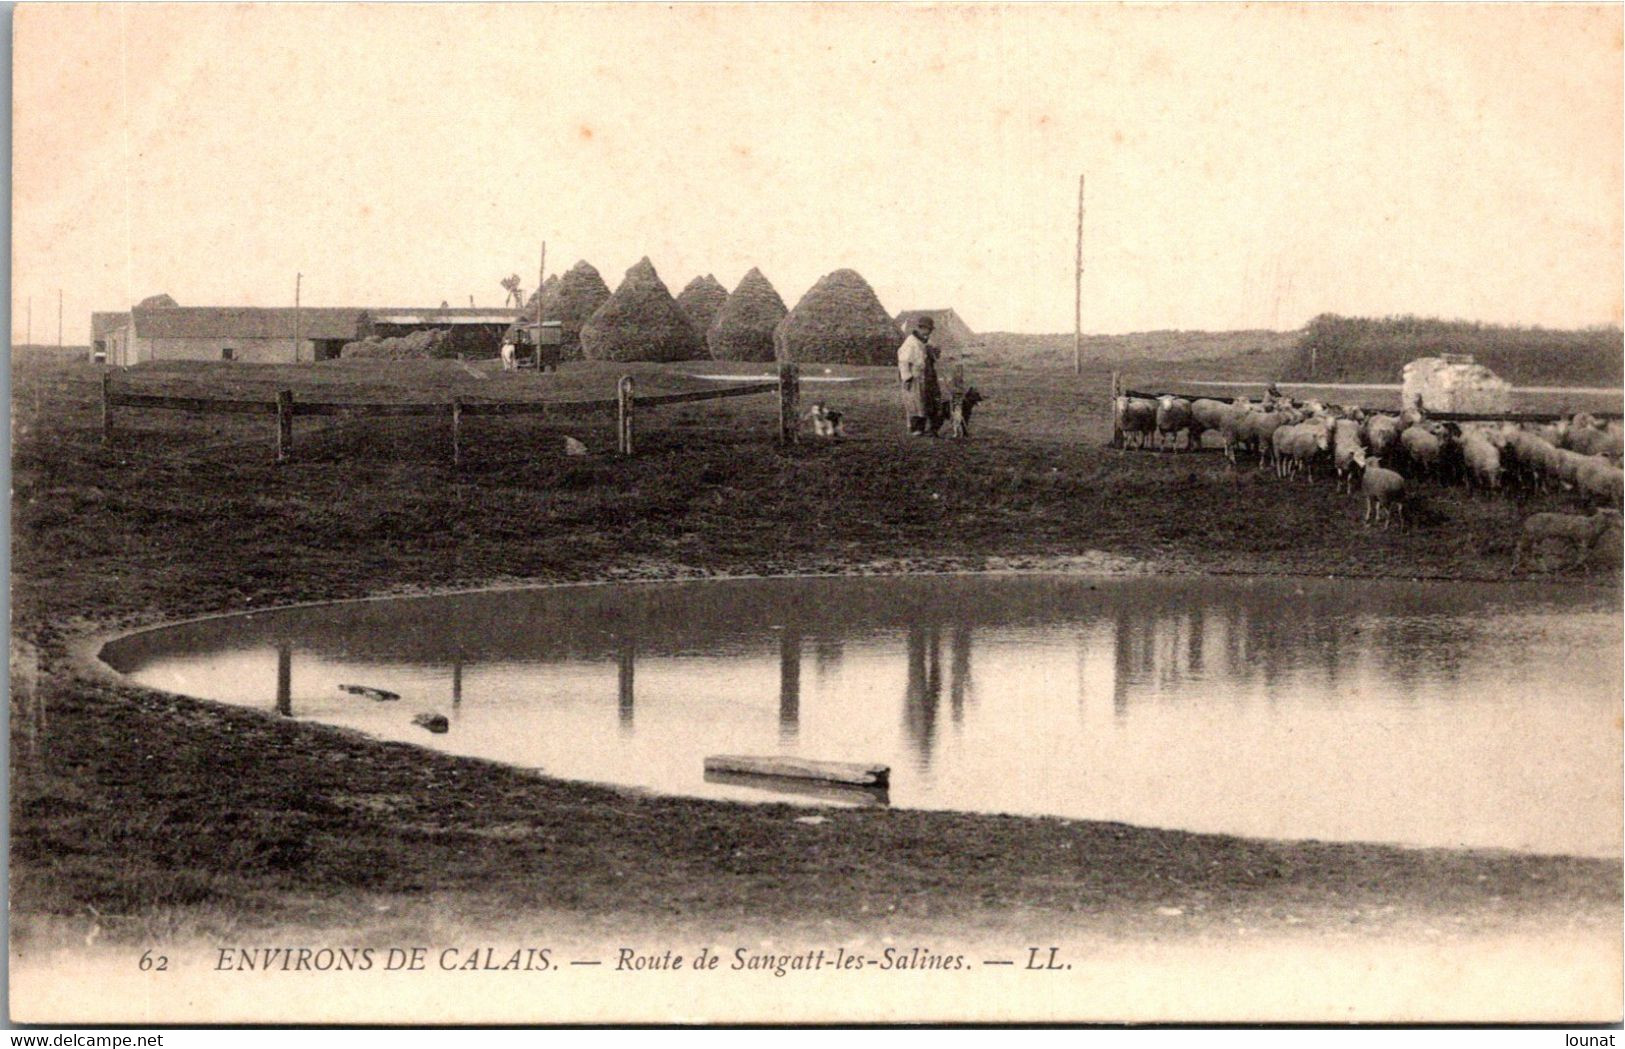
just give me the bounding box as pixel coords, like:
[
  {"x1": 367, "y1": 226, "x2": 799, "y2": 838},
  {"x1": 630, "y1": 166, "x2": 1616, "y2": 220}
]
[{"x1": 9, "y1": 352, "x2": 1621, "y2": 956}]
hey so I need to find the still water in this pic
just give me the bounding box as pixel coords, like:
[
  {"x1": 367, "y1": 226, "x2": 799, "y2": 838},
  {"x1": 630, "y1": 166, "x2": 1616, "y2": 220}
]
[{"x1": 101, "y1": 575, "x2": 1622, "y2": 857}]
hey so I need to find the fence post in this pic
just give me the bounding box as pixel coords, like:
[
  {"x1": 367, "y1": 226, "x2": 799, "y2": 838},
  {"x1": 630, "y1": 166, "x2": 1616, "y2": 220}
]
[
  {"x1": 275, "y1": 389, "x2": 294, "y2": 463},
  {"x1": 100, "y1": 372, "x2": 113, "y2": 448},
  {"x1": 617, "y1": 376, "x2": 634, "y2": 456},
  {"x1": 778, "y1": 362, "x2": 800, "y2": 446},
  {"x1": 451, "y1": 398, "x2": 463, "y2": 468},
  {"x1": 1109, "y1": 369, "x2": 1123, "y2": 448}
]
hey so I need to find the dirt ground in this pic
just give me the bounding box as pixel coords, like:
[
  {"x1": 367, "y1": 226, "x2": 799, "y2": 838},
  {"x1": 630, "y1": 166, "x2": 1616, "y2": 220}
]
[{"x1": 9, "y1": 355, "x2": 1621, "y2": 969}]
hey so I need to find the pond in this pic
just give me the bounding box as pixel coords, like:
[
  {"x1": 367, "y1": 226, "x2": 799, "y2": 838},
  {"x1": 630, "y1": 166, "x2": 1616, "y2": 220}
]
[{"x1": 100, "y1": 574, "x2": 1622, "y2": 857}]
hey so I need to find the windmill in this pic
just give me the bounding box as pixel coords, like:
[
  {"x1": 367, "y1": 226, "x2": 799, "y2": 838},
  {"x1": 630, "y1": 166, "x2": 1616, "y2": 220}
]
[{"x1": 500, "y1": 274, "x2": 524, "y2": 309}]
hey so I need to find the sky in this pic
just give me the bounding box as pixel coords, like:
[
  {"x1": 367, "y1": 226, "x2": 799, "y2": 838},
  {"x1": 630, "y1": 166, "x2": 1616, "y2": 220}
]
[{"x1": 12, "y1": 3, "x2": 1624, "y2": 343}]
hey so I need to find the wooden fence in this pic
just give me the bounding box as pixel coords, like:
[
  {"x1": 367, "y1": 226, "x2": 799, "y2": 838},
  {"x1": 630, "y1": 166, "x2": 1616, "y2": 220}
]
[
  {"x1": 1109, "y1": 371, "x2": 1622, "y2": 446},
  {"x1": 101, "y1": 365, "x2": 801, "y2": 464}
]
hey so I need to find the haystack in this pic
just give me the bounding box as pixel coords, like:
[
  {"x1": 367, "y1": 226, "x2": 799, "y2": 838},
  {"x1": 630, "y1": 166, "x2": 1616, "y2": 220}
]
[
  {"x1": 541, "y1": 262, "x2": 610, "y2": 360},
  {"x1": 341, "y1": 328, "x2": 449, "y2": 360},
  {"x1": 675, "y1": 275, "x2": 729, "y2": 341},
  {"x1": 580, "y1": 257, "x2": 704, "y2": 363},
  {"x1": 707, "y1": 267, "x2": 787, "y2": 362},
  {"x1": 774, "y1": 269, "x2": 899, "y2": 366},
  {"x1": 523, "y1": 274, "x2": 560, "y2": 315},
  {"x1": 137, "y1": 293, "x2": 179, "y2": 309}
]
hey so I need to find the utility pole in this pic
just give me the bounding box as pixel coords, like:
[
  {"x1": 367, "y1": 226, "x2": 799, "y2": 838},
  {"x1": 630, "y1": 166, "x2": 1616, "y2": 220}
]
[
  {"x1": 26, "y1": 296, "x2": 31, "y2": 348},
  {"x1": 57, "y1": 289, "x2": 63, "y2": 348},
  {"x1": 1074, "y1": 174, "x2": 1085, "y2": 377},
  {"x1": 537, "y1": 240, "x2": 547, "y2": 365},
  {"x1": 293, "y1": 272, "x2": 302, "y2": 363}
]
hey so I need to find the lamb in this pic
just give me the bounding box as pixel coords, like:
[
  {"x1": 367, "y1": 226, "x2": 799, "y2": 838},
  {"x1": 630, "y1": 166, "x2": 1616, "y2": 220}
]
[
  {"x1": 1350, "y1": 448, "x2": 1406, "y2": 528},
  {"x1": 1511, "y1": 509, "x2": 1622, "y2": 572},
  {"x1": 1236, "y1": 409, "x2": 1293, "y2": 468},
  {"x1": 1114, "y1": 396, "x2": 1158, "y2": 449}
]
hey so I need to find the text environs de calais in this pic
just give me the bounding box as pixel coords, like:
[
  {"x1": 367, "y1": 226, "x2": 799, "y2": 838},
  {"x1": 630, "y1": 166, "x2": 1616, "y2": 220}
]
[{"x1": 210, "y1": 945, "x2": 1010, "y2": 976}]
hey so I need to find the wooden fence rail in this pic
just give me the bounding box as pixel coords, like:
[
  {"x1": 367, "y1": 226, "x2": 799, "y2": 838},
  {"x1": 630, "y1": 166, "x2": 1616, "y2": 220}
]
[
  {"x1": 101, "y1": 367, "x2": 799, "y2": 465},
  {"x1": 1111, "y1": 372, "x2": 1622, "y2": 426}
]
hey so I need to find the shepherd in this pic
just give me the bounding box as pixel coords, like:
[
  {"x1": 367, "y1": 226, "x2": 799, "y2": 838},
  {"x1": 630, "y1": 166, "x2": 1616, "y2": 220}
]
[{"x1": 898, "y1": 316, "x2": 941, "y2": 436}]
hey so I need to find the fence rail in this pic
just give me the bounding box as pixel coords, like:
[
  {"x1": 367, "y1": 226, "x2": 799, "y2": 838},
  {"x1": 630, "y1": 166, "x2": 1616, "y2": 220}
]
[
  {"x1": 100, "y1": 368, "x2": 799, "y2": 464},
  {"x1": 1112, "y1": 372, "x2": 1622, "y2": 427}
]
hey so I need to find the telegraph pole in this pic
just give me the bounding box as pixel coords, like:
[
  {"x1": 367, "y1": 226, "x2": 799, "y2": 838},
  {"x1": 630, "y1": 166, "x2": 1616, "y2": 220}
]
[
  {"x1": 26, "y1": 296, "x2": 31, "y2": 348},
  {"x1": 537, "y1": 241, "x2": 547, "y2": 363},
  {"x1": 1074, "y1": 174, "x2": 1085, "y2": 376},
  {"x1": 58, "y1": 289, "x2": 63, "y2": 348},
  {"x1": 293, "y1": 272, "x2": 302, "y2": 362}
]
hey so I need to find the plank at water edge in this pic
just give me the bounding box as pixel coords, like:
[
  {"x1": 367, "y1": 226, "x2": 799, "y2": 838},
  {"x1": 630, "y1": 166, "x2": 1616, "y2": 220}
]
[{"x1": 704, "y1": 754, "x2": 890, "y2": 788}]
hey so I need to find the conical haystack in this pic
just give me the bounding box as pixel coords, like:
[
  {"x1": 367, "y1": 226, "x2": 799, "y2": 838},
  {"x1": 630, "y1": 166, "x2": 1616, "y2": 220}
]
[
  {"x1": 773, "y1": 269, "x2": 899, "y2": 366},
  {"x1": 541, "y1": 262, "x2": 610, "y2": 360},
  {"x1": 675, "y1": 275, "x2": 729, "y2": 341},
  {"x1": 580, "y1": 257, "x2": 705, "y2": 363},
  {"x1": 523, "y1": 274, "x2": 560, "y2": 315},
  {"x1": 707, "y1": 267, "x2": 787, "y2": 362}
]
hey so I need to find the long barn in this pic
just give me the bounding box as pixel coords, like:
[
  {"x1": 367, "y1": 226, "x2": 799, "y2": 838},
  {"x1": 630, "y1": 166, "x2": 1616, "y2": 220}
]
[{"x1": 92, "y1": 305, "x2": 524, "y2": 365}]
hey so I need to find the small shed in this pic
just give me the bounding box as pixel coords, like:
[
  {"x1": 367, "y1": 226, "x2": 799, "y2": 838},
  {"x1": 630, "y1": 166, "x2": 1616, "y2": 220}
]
[{"x1": 1401, "y1": 354, "x2": 1513, "y2": 414}]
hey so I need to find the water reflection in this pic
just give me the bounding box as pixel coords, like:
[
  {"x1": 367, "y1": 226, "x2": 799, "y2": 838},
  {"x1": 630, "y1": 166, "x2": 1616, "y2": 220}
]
[
  {"x1": 617, "y1": 639, "x2": 635, "y2": 730},
  {"x1": 276, "y1": 641, "x2": 292, "y2": 717},
  {"x1": 104, "y1": 575, "x2": 1623, "y2": 856},
  {"x1": 779, "y1": 630, "x2": 801, "y2": 742}
]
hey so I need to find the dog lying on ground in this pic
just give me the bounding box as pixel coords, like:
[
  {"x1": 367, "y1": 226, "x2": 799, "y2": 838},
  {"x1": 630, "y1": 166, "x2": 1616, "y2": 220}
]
[
  {"x1": 943, "y1": 386, "x2": 984, "y2": 438},
  {"x1": 807, "y1": 402, "x2": 845, "y2": 438}
]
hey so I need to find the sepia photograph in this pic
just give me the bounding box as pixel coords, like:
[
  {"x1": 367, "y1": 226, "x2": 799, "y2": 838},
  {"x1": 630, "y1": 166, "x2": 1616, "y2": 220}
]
[{"x1": 8, "y1": 1, "x2": 1623, "y2": 1027}]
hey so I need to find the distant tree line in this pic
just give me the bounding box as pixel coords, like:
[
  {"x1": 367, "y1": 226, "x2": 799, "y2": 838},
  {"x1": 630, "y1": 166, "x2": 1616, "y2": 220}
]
[{"x1": 1281, "y1": 314, "x2": 1623, "y2": 386}]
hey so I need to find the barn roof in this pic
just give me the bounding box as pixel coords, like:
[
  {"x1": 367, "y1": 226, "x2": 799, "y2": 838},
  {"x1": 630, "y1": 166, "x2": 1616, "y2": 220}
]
[
  {"x1": 370, "y1": 308, "x2": 526, "y2": 326},
  {"x1": 131, "y1": 307, "x2": 369, "y2": 340}
]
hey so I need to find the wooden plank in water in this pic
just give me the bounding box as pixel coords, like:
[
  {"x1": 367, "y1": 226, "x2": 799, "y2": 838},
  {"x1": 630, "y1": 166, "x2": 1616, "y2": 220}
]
[{"x1": 704, "y1": 754, "x2": 889, "y2": 788}]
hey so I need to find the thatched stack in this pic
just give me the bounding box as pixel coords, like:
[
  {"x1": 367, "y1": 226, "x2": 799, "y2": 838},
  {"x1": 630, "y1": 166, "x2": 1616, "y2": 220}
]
[
  {"x1": 707, "y1": 268, "x2": 787, "y2": 361},
  {"x1": 137, "y1": 293, "x2": 178, "y2": 309},
  {"x1": 523, "y1": 274, "x2": 560, "y2": 315},
  {"x1": 341, "y1": 329, "x2": 449, "y2": 360},
  {"x1": 773, "y1": 269, "x2": 899, "y2": 366},
  {"x1": 675, "y1": 275, "x2": 729, "y2": 342},
  {"x1": 541, "y1": 262, "x2": 610, "y2": 360},
  {"x1": 580, "y1": 257, "x2": 705, "y2": 363}
]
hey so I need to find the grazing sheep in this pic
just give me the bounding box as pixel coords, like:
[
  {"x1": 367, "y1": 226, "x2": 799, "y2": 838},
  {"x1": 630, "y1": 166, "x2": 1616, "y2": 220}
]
[
  {"x1": 1332, "y1": 419, "x2": 1365, "y2": 493},
  {"x1": 1461, "y1": 433, "x2": 1503, "y2": 493},
  {"x1": 1189, "y1": 397, "x2": 1240, "y2": 436},
  {"x1": 1350, "y1": 448, "x2": 1406, "y2": 528},
  {"x1": 1567, "y1": 425, "x2": 1623, "y2": 459},
  {"x1": 1273, "y1": 422, "x2": 1331, "y2": 481},
  {"x1": 1362, "y1": 413, "x2": 1402, "y2": 461},
  {"x1": 1575, "y1": 457, "x2": 1625, "y2": 508},
  {"x1": 1239, "y1": 409, "x2": 1295, "y2": 468},
  {"x1": 1511, "y1": 509, "x2": 1622, "y2": 571},
  {"x1": 1155, "y1": 395, "x2": 1195, "y2": 451},
  {"x1": 1114, "y1": 396, "x2": 1158, "y2": 449},
  {"x1": 1399, "y1": 423, "x2": 1445, "y2": 481}
]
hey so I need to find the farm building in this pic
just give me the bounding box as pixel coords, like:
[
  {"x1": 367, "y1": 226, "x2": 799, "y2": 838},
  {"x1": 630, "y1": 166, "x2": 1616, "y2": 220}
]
[
  {"x1": 91, "y1": 305, "x2": 524, "y2": 365},
  {"x1": 895, "y1": 308, "x2": 979, "y2": 350},
  {"x1": 365, "y1": 308, "x2": 526, "y2": 358},
  {"x1": 1401, "y1": 354, "x2": 1513, "y2": 414}
]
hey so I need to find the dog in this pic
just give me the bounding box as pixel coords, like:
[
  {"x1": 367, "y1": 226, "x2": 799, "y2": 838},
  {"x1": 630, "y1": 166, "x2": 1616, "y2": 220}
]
[
  {"x1": 807, "y1": 402, "x2": 845, "y2": 438},
  {"x1": 943, "y1": 386, "x2": 984, "y2": 438}
]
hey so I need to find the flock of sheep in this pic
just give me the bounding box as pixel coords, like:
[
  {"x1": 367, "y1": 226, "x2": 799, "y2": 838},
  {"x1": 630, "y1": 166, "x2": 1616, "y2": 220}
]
[{"x1": 1114, "y1": 391, "x2": 1624, "y2": 566}]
